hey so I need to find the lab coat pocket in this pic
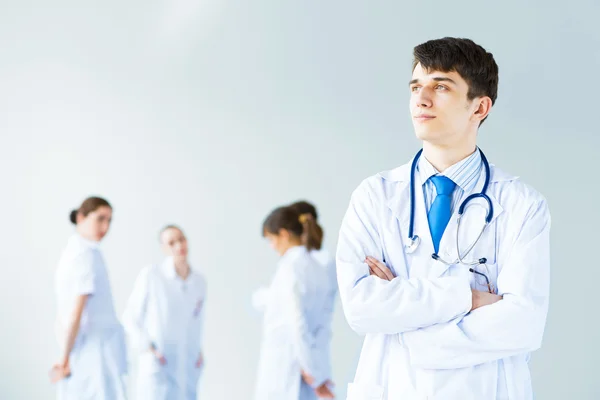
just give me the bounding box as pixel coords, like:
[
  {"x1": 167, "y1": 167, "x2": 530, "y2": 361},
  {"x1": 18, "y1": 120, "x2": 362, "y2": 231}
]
[
  {"x1": 471, "y1": 260, "x2": 499, "y2": 293},
  {"x1": 472, "y1": 245, "x2": 499, "y2": 294},
  {"x1": 346, "y1": 382, "x2": 384, "y2": 400},
  {"x1": 468, "y1": 223, "x2": 499, "y2": 293},
  {"x1": 457, "y1": 196, "x2": 499, "y2": 263},
  {"x1": 193, "y1": 298, "x2": 204, "y2": 318}
]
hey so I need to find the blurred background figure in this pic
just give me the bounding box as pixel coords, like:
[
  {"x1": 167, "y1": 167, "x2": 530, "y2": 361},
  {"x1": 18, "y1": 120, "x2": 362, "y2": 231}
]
[
  {"x1": 122, "y1": 225, "x2": 207, "y2": 400},
  {"x1": 253, "y1": 206, "x2": 335, "y2": 400},
  {"x1": 51, "y1": 196, "x2": 128, "y2": 399},
  {"x1": 288, "y1": 200, "x2": 337, "y2": 392}
]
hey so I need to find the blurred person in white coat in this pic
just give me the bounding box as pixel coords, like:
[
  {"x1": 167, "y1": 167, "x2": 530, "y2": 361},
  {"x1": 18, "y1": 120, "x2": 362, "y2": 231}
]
[
  {"x1": 122, "y1": 225, "x2": 207, "y2": 400},
  {"x1": 289, "y1": 200, "x2": 337, "y2": 384},
  {"x1": 51, "y1": 196, "x2": 128, "y2": 400},
  {"x1": 254, "y1": 206, "x2": 335, "y2": 399},
  {"x1": 253, "y1": 201, "x2": 338, "y2": 391}
]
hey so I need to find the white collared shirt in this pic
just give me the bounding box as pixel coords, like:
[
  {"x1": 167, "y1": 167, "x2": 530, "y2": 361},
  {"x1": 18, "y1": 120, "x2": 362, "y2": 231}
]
[
  {"x1": 54, "y1": 234, "x2": 120, "y2": 342},
  {"x1": 418, "y1": 149, "x2": 482, "y2": 213}
]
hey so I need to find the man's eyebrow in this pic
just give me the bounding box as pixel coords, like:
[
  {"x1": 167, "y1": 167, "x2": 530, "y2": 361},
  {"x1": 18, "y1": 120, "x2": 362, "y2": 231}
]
[
  {"x1": 409, "y1": 76, "x2": 457, "y2": 86},
  {"x1": 433, "y1": 76, "x2": 457, "y2": 85}
]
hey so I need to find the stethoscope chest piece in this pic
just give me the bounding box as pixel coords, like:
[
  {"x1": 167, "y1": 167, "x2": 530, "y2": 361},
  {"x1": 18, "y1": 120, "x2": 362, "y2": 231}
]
[{"x1": 405, "y1": 235, "x2": 420, "y2": 253}]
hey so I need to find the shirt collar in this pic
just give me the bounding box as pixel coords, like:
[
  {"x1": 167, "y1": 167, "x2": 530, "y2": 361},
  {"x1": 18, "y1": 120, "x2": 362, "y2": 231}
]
[
  {"x1": 280, "y1": 245, "x2": 307, "y2": 264},
  {"x1": 417, "y1": 149, "x2": 482, "y2": 193},
  {"x1": 70, "y1": 233, "x2": 100, "y2": 249},
  {"x1": 161, "y1": 257, "x2": 194, "y2": 280}
]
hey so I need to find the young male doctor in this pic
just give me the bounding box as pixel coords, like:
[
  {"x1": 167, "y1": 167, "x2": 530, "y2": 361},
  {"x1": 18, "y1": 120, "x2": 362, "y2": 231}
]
[{"x1": 336, "y1": 37, "x2": 551, "y2": 400}]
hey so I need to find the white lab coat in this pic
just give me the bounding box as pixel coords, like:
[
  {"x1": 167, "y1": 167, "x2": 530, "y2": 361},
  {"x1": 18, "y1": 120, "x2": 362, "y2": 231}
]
[
  {"x1": 254, "y1": 246, "x2": 332, "y2": 400},
  {"x1": 337, "y1": 159, "x2": 551, "y2": 400},
  {"x1": 122, "y1": 258, "x2": 207, "y2": 400},
  {"x1": 309, "y1": 249, "x2": 338, "y2": 382},
  {"x1": 54, "y1": 234, "x2": 128, "y2": 400},
  {"x1": 252, "y1": 248, "x2": 338, "y2": 385}
]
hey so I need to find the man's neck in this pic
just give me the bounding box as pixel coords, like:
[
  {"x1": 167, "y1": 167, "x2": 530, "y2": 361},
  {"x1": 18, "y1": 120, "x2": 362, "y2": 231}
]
[{"x1": 422, "y1": 141, "x2": 477, "y2": 172}]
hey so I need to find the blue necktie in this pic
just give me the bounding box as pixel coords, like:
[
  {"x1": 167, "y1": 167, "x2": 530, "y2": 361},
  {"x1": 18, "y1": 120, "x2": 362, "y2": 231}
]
[{"x1": 428, "y1": 176, "x2": 457, "y2": 253}]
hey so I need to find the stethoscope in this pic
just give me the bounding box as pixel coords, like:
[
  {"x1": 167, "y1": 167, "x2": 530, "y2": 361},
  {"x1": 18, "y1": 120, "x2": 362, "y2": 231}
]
[{"x1": 405, "y1": 147, "x2": 496, "y2": 292}]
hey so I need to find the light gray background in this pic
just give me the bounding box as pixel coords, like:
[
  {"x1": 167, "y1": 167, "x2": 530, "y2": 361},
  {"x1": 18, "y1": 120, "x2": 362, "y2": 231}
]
[{"x1": 1, "y1": 1, "x2": 598, "y2": 399}]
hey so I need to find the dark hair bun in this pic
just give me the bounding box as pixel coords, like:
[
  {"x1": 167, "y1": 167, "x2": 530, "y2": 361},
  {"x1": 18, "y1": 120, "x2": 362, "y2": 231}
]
[{"x1": 69, "y1": 209, "x2": 78, "y2": 225}]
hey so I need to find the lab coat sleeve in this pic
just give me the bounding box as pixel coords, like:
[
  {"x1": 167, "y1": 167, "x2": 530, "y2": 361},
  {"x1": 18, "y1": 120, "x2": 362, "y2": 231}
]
[
  {"x1": 337, "y1": 180, "x2": 472, "y2": 335},
  {"x1": 197, "y1": 278, "x2": 207, "y2": 350},
  {"x1": 324, "y1": 263, "x2": 338, "y2": 332},
  {"x1": 122, "y1": 266, "x2": 153, "y2": 351},
  {"x1": 316, "y1": 277, "x2": 337, "y2": 380},
  {"x1": 284, "y1": 269, "x2": 328, "y2": 388},
  {"x1": 402, "y1": 199, "x2": 551, "y2": 369},
  {"x1": 72, "y1": 251, "x2": 97, "y2": 295}
]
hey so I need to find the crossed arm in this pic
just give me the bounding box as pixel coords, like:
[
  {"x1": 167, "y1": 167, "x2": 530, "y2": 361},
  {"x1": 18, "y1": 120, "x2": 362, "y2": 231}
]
[{"x1": 337, "y1": 184, "x2": 551, "y2": 369}]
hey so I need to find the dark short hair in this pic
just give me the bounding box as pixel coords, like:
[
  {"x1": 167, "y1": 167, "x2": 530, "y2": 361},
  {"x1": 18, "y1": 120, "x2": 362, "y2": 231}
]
[
  {"x1": 413, "y1": 37, "x2": 499, "y2": 112},
  {"x1": 70, "y1": 196, "x2": 111, "y2": 225}
]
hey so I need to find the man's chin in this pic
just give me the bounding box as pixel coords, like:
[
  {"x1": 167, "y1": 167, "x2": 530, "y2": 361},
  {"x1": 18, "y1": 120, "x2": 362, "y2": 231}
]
[{"x1": 414, "y1": 129, "x2": 437, "y2": 142}]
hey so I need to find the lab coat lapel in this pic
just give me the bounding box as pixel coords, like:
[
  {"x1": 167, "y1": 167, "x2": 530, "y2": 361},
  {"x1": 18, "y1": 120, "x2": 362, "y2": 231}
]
[
  {"x1": 384, "y1": 181, "x2": 410, "y2": 279},
  {"x1": 409, "y1": 179, "x2": 437, "y2": 278},
  {"x1": 385, "y1": 170, "x2": 434, "y2": 279}
]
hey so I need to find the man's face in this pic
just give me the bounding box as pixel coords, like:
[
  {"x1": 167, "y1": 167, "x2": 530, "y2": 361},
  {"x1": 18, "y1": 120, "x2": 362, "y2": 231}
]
[{"x1": 410, "y1": 63, "x2": 481, "y2": 147}]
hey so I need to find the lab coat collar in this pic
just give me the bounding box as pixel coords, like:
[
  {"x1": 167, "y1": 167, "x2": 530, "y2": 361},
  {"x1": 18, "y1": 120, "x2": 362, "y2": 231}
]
[
  {"x1": 69, "y1": 233, "x2": 100, "y2": 249},
  {"x1": 280, "y1": 245, "x2": 307, "y2": 264},
  {"x1": 161, "y1": 257, "x2": 195, "y2": 280},
  {"x1": 378, "y1": 152, "x2": 518, "y2": 184}
]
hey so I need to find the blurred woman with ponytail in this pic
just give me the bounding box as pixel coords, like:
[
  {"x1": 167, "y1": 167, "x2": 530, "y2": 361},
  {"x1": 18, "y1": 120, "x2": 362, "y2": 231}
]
[
  {"x1": 253, "y1": 205, "x2": 335, "y2": 400},
  {"x1": 289, "y1": 201, "x2": 337, "y2": 399},
  {"x1": 50, "y1": 196, "x2": 128, "y2": 400}
]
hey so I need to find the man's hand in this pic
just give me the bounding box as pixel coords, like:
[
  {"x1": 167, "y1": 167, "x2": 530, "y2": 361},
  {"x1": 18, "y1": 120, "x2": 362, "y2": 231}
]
[
  {"x1": 367, "y1": 258, "x2": 501, "y2": 311},
  {"x1": 365, "y1": 256, "x2": 394, "y2": 281},
  {"x1": 471, "y1": 289, "x2": 503, "y2": 311}
]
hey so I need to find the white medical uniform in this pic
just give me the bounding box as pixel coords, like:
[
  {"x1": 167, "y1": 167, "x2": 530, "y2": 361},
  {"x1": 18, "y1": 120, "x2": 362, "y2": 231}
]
[
  {"x1": 310, "y1": 249, "x2": 337, "y2": 383},
  {"x1": 54, "y1": 234, "x2": 128, "y2": 400},
  {"x1": 252, "y1": 248, "x2": 338, "y2": 380},
  {"x1": 122, "y1": 257, "x2": 206, "y2": 400},
  {"x1": 337, "y1": 158, "x2": 551, "y2": 400},
  {"x1": 254, "y1": 246, "x2": 332, "y2": 400}
]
